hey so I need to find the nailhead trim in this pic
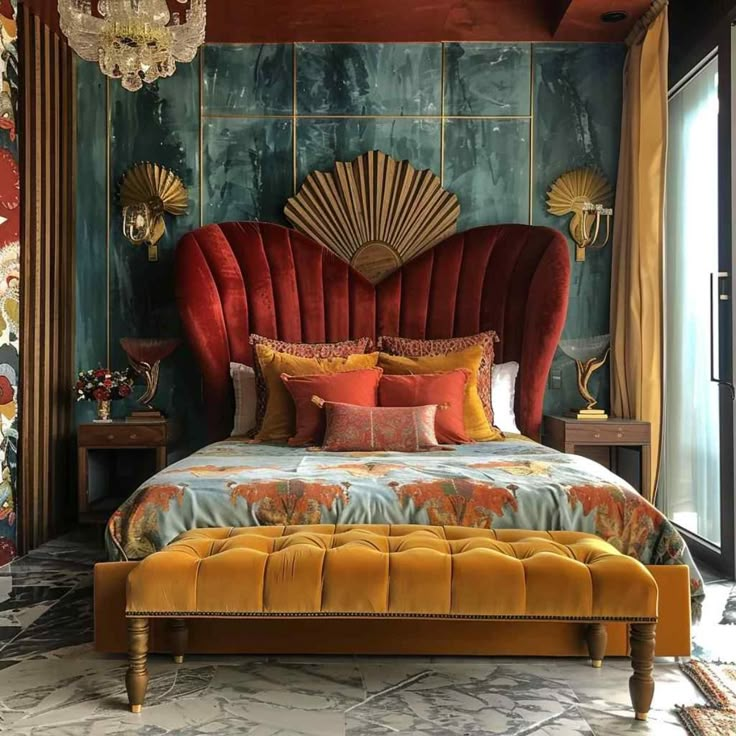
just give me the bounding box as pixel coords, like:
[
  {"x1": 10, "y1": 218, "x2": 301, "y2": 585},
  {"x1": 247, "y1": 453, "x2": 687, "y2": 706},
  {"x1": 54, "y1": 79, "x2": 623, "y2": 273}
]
[{"x1": 125, "y1": 611, "x2": 658, "y2": 623}]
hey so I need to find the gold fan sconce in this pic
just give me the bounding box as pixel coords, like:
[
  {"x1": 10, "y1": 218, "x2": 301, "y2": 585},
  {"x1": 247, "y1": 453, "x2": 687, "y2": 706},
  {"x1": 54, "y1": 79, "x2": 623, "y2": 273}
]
[
  {"x1": 119, "y1": 162, "x2": 188, "y2": 262},
  {"x1": 546, "y1": 168, "x2": 613, "y2": 262},
  {"x1": 284, "y1": 150, "x2": 461, "y2": 284}
]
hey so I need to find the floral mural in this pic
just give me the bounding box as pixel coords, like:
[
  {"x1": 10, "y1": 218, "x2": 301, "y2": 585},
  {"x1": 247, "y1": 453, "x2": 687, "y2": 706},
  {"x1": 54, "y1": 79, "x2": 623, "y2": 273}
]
[{"x1": 0, "y1": 0, "x2": 18, "y2": 565}]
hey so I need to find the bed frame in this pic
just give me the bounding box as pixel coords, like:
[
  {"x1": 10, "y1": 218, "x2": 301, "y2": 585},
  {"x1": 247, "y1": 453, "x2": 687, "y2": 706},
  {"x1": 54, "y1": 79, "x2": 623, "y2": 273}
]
[{"x1": 94, "y1": 222, "x2": 692, "y2": 656}]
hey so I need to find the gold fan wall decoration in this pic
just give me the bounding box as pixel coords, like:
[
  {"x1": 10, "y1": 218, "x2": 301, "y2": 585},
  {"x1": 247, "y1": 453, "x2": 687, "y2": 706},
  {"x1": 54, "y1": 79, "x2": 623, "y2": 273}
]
[
  {"x1": 119, "y1": 162, "x2": 188, "y2": 262},
  {"x1": 546, "y1": 168, "x2": 613, "y2": 262},
  {"x1": 284, "y1": 150, "x2": 461, "y2": 284}
]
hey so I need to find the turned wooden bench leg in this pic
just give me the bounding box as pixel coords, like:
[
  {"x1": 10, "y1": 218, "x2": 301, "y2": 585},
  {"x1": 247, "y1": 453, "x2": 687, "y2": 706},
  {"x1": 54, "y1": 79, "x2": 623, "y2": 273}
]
[
  {"x1": 629, "y1": 623, "x2": 656, "y2": 721},
  {"x1": 169, "y1": 618, "x2": 188, "y2": 664},
  {"x1": 126, "y1": 617, "x2": 149, "y2": 713},
  {"x1": 585, "y1": 623, "x2": 607, "y2": 668}
]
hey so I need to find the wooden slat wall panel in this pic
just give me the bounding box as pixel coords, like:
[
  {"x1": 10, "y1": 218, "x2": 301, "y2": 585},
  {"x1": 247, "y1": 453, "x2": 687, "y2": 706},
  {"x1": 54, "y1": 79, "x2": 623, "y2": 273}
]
[{"x1": 18, "y1": 7, "x2": 76, "y2": 553}]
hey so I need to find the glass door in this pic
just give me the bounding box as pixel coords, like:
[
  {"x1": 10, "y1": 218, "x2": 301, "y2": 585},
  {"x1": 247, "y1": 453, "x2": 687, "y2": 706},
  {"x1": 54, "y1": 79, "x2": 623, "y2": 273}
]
[{"x1": 663, "y1": 46, "x2": 735, "y2": 574}]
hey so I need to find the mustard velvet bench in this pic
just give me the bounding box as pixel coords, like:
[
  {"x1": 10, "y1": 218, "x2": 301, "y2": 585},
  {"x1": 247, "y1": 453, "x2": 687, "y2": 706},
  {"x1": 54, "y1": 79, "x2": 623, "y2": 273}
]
[{"x1": 124, "y1": 526, "x2": 659, "y2": 720}]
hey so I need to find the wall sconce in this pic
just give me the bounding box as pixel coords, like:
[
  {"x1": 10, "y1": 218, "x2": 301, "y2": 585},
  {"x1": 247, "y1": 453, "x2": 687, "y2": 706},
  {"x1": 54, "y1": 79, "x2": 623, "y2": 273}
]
[
  {"x1": 119, "y1": 162, "x2": 188, "y2": 262},
  {"x1": 546, "y1": 168, "x2": 613, "y2": 262}
]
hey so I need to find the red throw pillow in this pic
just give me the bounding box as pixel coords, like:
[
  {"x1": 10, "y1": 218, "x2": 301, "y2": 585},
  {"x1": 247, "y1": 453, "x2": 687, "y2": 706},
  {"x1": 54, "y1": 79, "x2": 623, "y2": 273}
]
[
  {"x1": 378, "y1": 370, "x2": 471, "y2": 444},
  {"x1": 319, "y1": 400, "x2": 440, "y2": 452},
  {"x1": 378, "y1": 331, "x2": 498, "y2": 426},
  {"x1": 250, "y1": 334, "x2": 373, "y2": 433},
  {"x1": 281, "y1": 368, "x2": 383, "y2": 446}
]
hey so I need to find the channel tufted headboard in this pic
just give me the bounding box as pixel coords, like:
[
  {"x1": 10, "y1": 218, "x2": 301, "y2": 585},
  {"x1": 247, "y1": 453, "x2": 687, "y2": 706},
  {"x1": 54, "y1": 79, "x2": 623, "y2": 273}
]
[{"x1": 175, "y1": 222, "x2": 570, "y2": 442}]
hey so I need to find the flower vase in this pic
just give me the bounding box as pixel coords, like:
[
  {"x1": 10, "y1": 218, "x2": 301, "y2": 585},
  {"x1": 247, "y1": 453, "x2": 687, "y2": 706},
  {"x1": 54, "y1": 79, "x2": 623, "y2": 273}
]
[{"x1": 95, "y1": 399, "x2": 112, "y2": 423}]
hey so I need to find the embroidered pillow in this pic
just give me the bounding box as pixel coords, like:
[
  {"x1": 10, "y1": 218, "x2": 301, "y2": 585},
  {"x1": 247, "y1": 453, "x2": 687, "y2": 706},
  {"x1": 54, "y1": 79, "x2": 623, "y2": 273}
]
[
  {"x1": 378, "y1": 331, "x2": 497, "y2": 425},
  {"x1": 255, "y1": 345, "x2": 379, "y2": 443},
  {"x1": 492, "y1": 361, "x2": 521, "y2": 435},
  {"x1": 281, "y1": 368, "x2": 383, "y2": 446},
  {"x1": 319, "y1": 400, "x2": 440, "y2": 452},
  {"x1": 378, "y1": 370, "x2": 470, "y2": 444},
  {"x1": 249, "y1": 335, "x2": 373, "y2": 433},
  {"x1": 378, "y1": 344, "x2": 503, "y2": 442},
  {"x1": 229, "y1": 362, "x2": 256, "y2": 436}
]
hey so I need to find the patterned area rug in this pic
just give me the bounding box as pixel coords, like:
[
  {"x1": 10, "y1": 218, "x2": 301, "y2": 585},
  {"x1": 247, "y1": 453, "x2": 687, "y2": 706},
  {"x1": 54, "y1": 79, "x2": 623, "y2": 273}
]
[
  {"x1": 721, "y1": 585, "x2": 736, "y2": 624},
  {"x1": 679, "y1": 661, "x2": 736, "y2": 735}
]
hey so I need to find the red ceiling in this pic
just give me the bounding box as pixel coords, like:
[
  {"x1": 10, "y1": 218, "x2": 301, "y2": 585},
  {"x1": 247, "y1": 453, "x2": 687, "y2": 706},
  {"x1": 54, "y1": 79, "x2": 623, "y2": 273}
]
[{"x1": 25, "y1": 0, "x2": 650, "y2": 42}]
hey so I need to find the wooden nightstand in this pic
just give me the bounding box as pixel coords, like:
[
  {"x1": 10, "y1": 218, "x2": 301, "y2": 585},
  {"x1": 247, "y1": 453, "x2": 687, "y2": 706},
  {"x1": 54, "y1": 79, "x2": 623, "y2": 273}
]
[
  {"x1": 543, "y1": 415, "x2": 652, "y2": 495},
  {"x1": 77, "y1": 420, "x2": 177, "y2": 524}
]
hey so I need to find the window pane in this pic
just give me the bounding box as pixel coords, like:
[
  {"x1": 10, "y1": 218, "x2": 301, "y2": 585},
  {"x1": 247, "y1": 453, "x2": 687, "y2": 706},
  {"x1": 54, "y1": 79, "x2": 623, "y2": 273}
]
[{"x1": 663, "y1": 55, "x2": 720, "y2": 545}]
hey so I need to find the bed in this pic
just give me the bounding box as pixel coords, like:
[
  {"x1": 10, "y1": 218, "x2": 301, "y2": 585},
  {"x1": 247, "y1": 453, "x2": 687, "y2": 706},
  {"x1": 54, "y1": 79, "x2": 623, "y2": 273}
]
[{"x1": 94, "y1": 221, "x2": 700, "y2": 656}]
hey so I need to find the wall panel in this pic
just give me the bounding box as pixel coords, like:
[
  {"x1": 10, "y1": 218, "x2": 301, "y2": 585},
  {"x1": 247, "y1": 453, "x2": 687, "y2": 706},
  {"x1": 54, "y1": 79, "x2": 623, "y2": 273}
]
[{"x1": 75, "y1": 41, "x2": 626, "y2": 449}]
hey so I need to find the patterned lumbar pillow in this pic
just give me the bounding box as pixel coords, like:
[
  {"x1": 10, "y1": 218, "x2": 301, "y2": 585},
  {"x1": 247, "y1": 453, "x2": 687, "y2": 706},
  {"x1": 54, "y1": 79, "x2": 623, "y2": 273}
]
[{"x1": 317, "y1": 399, "x2": 441, "y2": 452}]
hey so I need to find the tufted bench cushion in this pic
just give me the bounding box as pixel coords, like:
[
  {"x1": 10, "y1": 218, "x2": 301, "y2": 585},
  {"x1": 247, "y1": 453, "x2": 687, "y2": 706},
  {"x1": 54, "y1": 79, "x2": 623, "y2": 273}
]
[
  {"x1": 126, "y1": 525, "x2": 658, "y2": 622},
  {"x1": 123, "y1": 525, "x2": 659, "y2": 720}
]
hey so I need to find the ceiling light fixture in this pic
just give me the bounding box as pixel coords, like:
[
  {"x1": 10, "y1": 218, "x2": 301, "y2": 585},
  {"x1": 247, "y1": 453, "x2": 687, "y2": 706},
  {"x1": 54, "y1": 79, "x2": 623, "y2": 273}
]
[
  {"x1": 600, "y1": 10, "x2": 629, "y2": 23},
  {"x1": 58, "y1": 0, "x2": 206, "y2": 92}
]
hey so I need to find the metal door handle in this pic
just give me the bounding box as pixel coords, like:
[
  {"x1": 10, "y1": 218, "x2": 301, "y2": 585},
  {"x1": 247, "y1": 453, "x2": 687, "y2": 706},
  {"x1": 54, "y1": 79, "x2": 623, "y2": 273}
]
[{"x1": 710, "y1": 272, "x2": 735, "y2": 399}]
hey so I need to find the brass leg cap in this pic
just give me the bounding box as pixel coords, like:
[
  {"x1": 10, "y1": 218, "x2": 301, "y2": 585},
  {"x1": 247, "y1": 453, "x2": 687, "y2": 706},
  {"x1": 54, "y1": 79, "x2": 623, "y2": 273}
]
[
  {"x1": 592, "y1": 660, "x2": 603, "y2": 669},
  {"x1": 174, "y1": 655, "x2": 184, "y2": 664},
  {"x1": 635, "y1": 712, "x2": 648, "y2": 721},
  {"x1": 130, "y1": 704, "x2": 142, "y2": 714}
]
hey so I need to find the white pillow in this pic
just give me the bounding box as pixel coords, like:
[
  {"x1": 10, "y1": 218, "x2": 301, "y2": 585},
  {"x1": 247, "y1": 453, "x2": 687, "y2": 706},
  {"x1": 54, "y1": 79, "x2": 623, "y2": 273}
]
[
  {"x1": 230, "y1": 362, "x2": 256, "y2": 436},
  {"x1": 492, "y1": 361, "x2": 520, "y2": 435}
]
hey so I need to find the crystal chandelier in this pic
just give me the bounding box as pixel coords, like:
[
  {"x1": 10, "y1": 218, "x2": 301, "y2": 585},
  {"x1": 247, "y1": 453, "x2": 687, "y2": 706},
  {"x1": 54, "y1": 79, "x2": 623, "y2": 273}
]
[{"x1": 58, "y1": 0, "x2": 206, "y2": 92}]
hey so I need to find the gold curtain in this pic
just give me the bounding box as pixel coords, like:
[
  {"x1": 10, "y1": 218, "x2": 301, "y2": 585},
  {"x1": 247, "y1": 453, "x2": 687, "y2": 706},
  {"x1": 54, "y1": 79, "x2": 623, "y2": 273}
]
[{"x1": 610, "y1": 0, "x2": 668, "y2": 503}]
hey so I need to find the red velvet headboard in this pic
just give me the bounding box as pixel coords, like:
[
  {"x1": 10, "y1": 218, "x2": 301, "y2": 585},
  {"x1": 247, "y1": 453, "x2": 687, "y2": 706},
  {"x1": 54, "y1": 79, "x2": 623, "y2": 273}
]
[{"x1": 175, "y1": 222, "x2": 570, "y2": 442}]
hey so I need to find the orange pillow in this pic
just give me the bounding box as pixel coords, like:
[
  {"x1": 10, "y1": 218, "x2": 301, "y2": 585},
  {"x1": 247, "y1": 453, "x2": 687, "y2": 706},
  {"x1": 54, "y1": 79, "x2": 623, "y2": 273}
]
[
  {"x1": 255, "y1": 345, "x2": 379, "y2": 442},
  {"x1": 378, "y1": 345, "x2": 503, "y2": 442},
  {"x1": 281, "y1": 368, "x2": 383, "y2": 446},
  {"x1": 319, "y1": 401, "x2": 440, "y2": 452},
  {"x1": 378, "y1": 370, "x2": 470, "y2": 444}
]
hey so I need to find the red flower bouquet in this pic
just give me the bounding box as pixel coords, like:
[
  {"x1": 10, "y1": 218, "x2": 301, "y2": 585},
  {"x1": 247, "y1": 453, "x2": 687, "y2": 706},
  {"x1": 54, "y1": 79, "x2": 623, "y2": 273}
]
[
  {"x1": 75, "y1": 368, "x2": 134, "y2": 422},
  {"x1": 75, "y1": 368, "x2": 134, "y2": 402}
]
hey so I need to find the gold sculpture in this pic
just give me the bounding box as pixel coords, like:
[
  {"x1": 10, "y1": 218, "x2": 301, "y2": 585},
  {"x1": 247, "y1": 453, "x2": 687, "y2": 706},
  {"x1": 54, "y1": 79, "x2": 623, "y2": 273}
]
[
  {"x1": 120, "y1": 162, "x2": 188, "y2": 262},
  {"x1": 559, "y1": 335, "x2": 611, "y2": 419},
  {"x1": 547, "y1": 168, "x2": 613, "y2": 262},
  {"x1": 284, "y1": 150, "x2": 460, "y2": 284}
]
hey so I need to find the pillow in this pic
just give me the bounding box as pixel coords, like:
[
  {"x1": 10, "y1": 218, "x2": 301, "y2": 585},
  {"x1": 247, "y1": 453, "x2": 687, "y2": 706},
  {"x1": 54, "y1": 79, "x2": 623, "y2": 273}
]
[
  {"x1": 378, "y1": 370, "x2": 470, "y2": 444},
  {"x1": 249, "y1": 335, "x2": 373, "y2": 433},
  {"x1": 378, "y1": 331, "x2": 497, "y2": 424},
  {"x1": 492, "y1": 361, "x2": 521, "y2": 435},
  {"x1": 255, "y1": 345, "x2": 379, "y2": 442},
  {"x1": 281, "y1": 368, "x2": 383, "y2": 446},
  {"x1": 378, "y1": 344, "x2": 503, "y2": 442},
  {"x1": 229, "y1": 362, "x2": 256, "y2": 436},
  {"x1": 319, "y1": 400, "x2": 440, "y2": 452}
]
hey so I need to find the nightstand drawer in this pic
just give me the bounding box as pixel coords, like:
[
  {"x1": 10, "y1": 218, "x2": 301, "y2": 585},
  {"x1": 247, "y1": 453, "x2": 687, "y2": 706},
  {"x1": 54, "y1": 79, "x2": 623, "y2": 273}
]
[
  {"x1": 564, "y1": 422, "x2": 649, "y2": 444},
  {"x1": 79, "y1": 423, "x2": 167, "y2": 447}
]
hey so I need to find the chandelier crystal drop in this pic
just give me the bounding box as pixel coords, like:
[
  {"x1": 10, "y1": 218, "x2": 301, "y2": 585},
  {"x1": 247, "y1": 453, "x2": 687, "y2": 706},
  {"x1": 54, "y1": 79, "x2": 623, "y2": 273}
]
[{"x1": 58, "y1": 0, "x2": 206, "y2": 92}]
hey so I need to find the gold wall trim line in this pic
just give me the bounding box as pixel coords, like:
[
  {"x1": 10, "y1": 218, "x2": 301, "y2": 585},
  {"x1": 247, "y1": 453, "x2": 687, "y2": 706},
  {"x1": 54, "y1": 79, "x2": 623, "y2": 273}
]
[
  {"x1": 201, "y1": 112, "x2": 533, "y2": 121},
  {"x1": 292, "y1": 42, "x2": 297, "y2": 194},
  {"x1": 528, "y1": 44, "x2": 535, "y2": 225},
  {"x1": 105, "y1": 75, "x2": 111, "y2": 368},
  {"x1": 440, "y1": 42, "x2": 446, "y2": 186},
  {"x1": 199, "y1": 49, "x2": 205, "y2": 227}
]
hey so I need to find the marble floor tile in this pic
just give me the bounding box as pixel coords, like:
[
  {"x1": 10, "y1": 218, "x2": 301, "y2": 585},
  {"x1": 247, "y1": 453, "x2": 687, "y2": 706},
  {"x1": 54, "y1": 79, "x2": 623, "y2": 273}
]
[{"x1": 0, "y1": 534, "x2": 733, "y2": 734}]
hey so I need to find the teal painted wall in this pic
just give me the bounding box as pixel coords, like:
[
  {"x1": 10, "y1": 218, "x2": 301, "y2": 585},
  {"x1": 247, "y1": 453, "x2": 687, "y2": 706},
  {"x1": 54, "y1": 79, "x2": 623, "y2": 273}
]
[{"x1": 75, "y1": 42, "x2": 625, "y2": 449}]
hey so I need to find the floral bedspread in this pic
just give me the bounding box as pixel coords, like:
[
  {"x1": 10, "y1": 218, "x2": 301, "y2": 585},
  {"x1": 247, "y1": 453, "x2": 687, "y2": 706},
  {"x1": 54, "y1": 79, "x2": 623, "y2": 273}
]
[{"x1": 105, "y1": 437, "x2": 704, "y2": 616}]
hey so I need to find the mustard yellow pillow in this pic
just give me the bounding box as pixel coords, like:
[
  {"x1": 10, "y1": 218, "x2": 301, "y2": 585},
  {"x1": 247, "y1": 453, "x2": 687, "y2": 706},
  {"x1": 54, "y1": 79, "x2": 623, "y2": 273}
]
[
  {"x1": 255, "y1": 346, "x2": 379, "y2": 442},
  {"x1": 378, "y1": 345, "x2": 502, "y2": 441}
]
